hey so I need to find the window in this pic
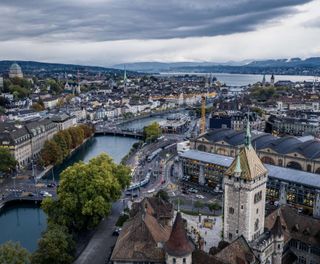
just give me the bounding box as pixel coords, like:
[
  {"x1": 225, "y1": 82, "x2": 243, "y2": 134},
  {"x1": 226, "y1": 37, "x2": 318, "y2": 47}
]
[
  {"x1": 256, "y1": 208, "x2": 259, "y2": 214},
  {"x1": 254, "y1": 219, "x2": 259, "y2": 231},
  {"x1": 183, "y1": 258, "x2": 186, "y2": 263},
  {"x1": 229, "y1": 207, "x2": 234, "y2": 214},
  {"x1": 228, "y1": 233, "x2": 232, "y2": 240},
  {"x1": 254, "y1": 191, "x2": 262, "y2": 203},
  {"x1": 298, "y1": 256, "x2": 306, "y2": 264},
  {"x1": 173, "y1": 258, "x2": 176, "y2": 264},
  {"x1": 241, "y1": 205, "x2": 244, "y2": 209}
]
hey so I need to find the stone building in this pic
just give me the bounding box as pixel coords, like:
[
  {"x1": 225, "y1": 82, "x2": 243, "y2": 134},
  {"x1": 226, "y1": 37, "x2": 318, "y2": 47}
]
[
  {"x1": 0, "y1": 119, "x2": 58, "y2": 168},
  {"x1": 51, "y1": 113, "x2": 77, "y2": 131},
  {"x1": 223, "y1": 125, "x2": 268, "y2": 243},
  {"x1": 25, "y1": 118, "x2": 58, "y2": 158},
  {"x1": 0, "y1": 123, "x2": 31, "y2": 167},
  {"x1": 9, "y1": 63, "x2": 23, "y2": 78},
  {"x1": 191, "y1": 128, "x2": 320, "y2": 173}
]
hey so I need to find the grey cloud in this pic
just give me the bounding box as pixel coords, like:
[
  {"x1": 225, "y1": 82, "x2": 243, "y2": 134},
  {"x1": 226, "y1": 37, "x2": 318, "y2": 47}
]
[{"x1": 0, "y1": 0, "x2": 313, "y2": 41}]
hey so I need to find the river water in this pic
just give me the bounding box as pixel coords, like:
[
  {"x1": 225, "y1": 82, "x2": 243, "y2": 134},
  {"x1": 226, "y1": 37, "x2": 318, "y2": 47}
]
[{"x1": 0, "y1": 135, "x2": 138, "y2": 252}]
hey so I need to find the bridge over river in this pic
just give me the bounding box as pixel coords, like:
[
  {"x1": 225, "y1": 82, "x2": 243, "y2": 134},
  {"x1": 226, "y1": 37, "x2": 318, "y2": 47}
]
[{"x1": 94, "y1": 127, "x2": 144, "y2": 139}]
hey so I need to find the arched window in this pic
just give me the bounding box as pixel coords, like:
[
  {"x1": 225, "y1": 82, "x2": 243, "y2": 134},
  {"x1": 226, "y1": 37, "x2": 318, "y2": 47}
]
[
  {"x1": 286, "y1": 161, "x2": 302, "y2": 171},
  {"x1": 307, "y1": 164, "x2": 312, "y2": 172},
  {"x1": 278, "y1": 159, "x2": 283, "y2": 166},
  {"x1": 197, "y1": 144, "x2": 207, "y2": 152},
  {"x1": 261, "y1": 156, "x2": 275, "y2": 165}
]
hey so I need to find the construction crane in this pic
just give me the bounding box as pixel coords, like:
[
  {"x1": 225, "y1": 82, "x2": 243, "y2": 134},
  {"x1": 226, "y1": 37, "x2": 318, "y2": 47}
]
[{"x1": 200, "y1": 96, "x2": 206, "y2": 134}]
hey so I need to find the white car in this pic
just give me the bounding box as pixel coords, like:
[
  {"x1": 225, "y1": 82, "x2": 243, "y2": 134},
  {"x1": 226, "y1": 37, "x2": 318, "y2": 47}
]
[
  {"x1": 43, "y1": 191, "x2": 52, "y2": 197},
  {"x1": 196, "y1": 194, "x2": 205, "y2": 199}
]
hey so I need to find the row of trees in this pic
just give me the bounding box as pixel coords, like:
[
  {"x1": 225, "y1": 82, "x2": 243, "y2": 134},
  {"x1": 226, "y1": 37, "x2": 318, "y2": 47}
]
[{"x1": 40, "y1": 124, "x2": 94, "y2": 166}]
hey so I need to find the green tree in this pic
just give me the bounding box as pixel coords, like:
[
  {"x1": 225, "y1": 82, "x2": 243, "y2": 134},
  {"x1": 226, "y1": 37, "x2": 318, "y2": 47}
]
[
  {"x1": 143, "y1": 122, "x2": 161, "y2": 142},
  {"x1": 40, "y1": 141, "x2": 63, "y2": 166},
  {"x1": 0, "y1": 241, "x2": 30, "y2": 264},
  {"x1": 31, "y1": 224, "x2": 74, "y2": 264},
  {"x1": 68, "y1": 127, "x2": 84, "y2": 148},
  {"x1": 9, "y1": 85, "x2": 29, "y2": 99},
  {"x1": 0, "y1": 148, "x2": 17, "y2": 174},
  {"x1": 46, "y1": 79, "x2": 63, "y2": 95},
  {"x1": 42, "y1": 153, "x2": 131, "y2": 231},
  {"x1": 207, "y1": 203, "x2": 221, "y2": 214},
  {"x1": 52, "y1": 133, "x2": 69, "y2": 159},
  {"x1": 60, "y1": 130, "x2": 72, "y2": 151}
]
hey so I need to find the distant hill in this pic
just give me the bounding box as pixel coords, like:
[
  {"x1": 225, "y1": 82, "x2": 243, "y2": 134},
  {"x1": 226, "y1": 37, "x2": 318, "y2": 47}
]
[
  {"x1": 113, "y1": 60, "x2": 250, "y2": 73},
  {"x1": 0, "y1": 60, "x2": 131, "y2": 76},
  {"x1": 114, "y1": 57, "x2": 320, "y2": 75}
]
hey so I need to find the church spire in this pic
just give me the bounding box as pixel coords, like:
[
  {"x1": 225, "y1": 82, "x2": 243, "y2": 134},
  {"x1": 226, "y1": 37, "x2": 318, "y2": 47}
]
[
  {"x1": 245, "y1": 112, "x2": 252, "y2": 148},
  {"x1": 124, "y1": 65, "x2": 127, "y2": 84},
  {"x1": 234, "y1": 154, "x2": 242, "y2": 177}
]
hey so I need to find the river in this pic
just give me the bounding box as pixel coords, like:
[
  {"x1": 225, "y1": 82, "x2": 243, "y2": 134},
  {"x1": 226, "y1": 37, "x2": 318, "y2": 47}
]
[{"x1": 0, "y1": 135, "x2": 138, "y2": 252}]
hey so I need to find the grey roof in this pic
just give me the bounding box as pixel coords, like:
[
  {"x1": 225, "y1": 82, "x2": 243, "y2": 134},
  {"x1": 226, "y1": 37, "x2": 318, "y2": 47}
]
[
  {"x1": 201, "y1": 129, "x2": 320, "y2": 159},
  {"x1": 180, "y1": 150, "x2": 320, "y2": 189},
  {"x1": 0, "y1": 123, "x2": 30, "y2": 145}
]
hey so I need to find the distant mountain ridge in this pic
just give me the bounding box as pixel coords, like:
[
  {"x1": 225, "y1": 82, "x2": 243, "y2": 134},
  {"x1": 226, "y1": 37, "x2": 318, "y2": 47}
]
[{"x1": 113, "y1": 57, "x2": 320, "y2": 75}]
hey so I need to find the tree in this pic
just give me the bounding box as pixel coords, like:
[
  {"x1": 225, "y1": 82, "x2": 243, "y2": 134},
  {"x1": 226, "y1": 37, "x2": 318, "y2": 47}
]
[
  {"x1": 0, "y1": 241, "x2": 30, "y2": 264},
  {"x1": 52, "y1": 133, "x2": 69, "y2": 159},
  {"x1": 207, "y1": 203, "x2": 221, "y2": 215},
  {"x1": 31, "y1": 224, "x2": 74, "y2": 264},
  {"x1": 0, "y1": 148, "x2": 17, "y2": 174},
  {"x1": 31, "y1": 103, "x2": 44, "y2": 112},
  {"x1": 79, "y1": 124, "x2": 93, "y2": 138},
  {"x1": 46, "y1": 79, "x2": 63, "y2": 95},
  {"x1": 68, "y1": 127, "x2": 84, "y2": 148},
  {"x1": 42, "y1": 153, "x2": 131, "y2": 231},
  {"x1": 143, "y1": 122, "x2": 161, "y2": 142},
  {"x1": 60, "y1": 130, "x2": 72, "y2": 151},
  {"x1": 40, "y1": 141, "x2": 63, "y2": 166}
]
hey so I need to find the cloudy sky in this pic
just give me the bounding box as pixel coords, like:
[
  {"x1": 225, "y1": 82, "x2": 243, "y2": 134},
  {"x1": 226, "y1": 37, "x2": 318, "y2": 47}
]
[{"x1": 0, "y1": 0, "x2": 319, "y2": 66}]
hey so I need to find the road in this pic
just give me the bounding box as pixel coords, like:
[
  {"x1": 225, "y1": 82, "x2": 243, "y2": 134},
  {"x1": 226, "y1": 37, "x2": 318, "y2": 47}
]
[{"x1": 74, "y1": 200, "x2": 123, "y2": 264}]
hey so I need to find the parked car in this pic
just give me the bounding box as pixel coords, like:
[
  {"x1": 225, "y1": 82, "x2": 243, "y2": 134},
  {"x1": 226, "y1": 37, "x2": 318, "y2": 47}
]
[{"x1": 112, "y1": 227, "x2": 122, "y2": 236}]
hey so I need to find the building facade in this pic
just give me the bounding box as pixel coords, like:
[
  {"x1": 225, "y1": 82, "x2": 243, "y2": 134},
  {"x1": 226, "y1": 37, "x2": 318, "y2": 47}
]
[{"x1": 191, "y1": 128, "x2": 320, "y2": 174}]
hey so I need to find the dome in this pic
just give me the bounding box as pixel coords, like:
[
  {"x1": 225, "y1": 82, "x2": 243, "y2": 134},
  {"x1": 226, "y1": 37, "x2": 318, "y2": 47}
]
[
  {"x1": 9, "y1": 62, "x2": 23, "y2": 78},
  {"x1": 10, "y1": 63, "x2": 22, "y2": 71}
]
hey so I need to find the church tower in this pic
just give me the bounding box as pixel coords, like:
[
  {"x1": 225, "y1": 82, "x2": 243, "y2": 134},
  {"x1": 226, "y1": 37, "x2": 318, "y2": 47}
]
[{"x1": 223, "y1": 118, "x2": 268, "y2": 243}]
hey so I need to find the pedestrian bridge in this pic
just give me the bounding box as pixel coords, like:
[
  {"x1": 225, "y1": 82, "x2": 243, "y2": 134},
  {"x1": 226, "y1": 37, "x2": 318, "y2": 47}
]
[{"x1": 94, "y1": 127, "x2": 144, "y2": 139}]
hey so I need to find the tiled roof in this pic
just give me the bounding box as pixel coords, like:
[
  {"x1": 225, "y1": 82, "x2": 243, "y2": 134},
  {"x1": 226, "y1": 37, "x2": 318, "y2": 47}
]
[
  {"x1": 111, "y1": 210, "x2": 171, "y2": 262},
  {"x1": 225, "y1": 146, "x2": 267, "y2": 180},
  {"x1": 265, "y1": 206, "x2": 320, "y2": 247},
  {"x1": 164, "y1": 212, "x2": 195, "y2": 257},
  {"x1": 213, "y1": 236, "x2": 259, "y2": 264}
]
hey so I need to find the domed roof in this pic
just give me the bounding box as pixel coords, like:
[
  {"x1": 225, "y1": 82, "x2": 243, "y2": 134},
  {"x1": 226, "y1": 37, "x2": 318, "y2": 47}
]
[{"x1": 10, "y1": 63, "x2": 22, "y2": 71}]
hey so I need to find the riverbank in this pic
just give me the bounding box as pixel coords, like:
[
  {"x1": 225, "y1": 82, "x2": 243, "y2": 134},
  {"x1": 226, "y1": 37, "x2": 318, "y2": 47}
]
[{"x1": 0, "y1": 130, "x2": 143, "y2": 253}]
